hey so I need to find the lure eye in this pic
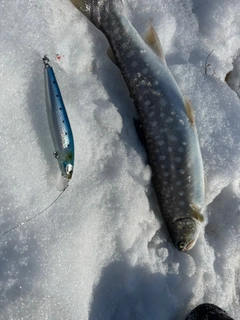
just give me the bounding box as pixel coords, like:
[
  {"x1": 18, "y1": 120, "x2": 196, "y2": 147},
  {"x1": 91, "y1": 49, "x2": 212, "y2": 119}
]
[{"x1": 66, "y1": 164, "x2": 73, "y2": 179}]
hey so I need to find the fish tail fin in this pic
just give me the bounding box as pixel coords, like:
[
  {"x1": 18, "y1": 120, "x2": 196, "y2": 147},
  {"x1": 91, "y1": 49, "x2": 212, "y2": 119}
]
[{"x1": 69, "y1": 0, "x2": 124, "y2": 28}]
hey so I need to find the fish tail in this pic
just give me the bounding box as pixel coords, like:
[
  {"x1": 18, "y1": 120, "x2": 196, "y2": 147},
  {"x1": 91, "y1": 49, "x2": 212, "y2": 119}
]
[{"x1": 69, "y1": 0, "x2": 124, "y2": 28}]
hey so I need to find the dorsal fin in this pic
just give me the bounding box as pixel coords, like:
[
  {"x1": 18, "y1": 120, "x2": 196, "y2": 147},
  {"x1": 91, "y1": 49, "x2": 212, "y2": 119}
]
[
  {"x1": 144, "y1": 25, "x2": 166, "y2": 65},
  {"x1": 184, "y1": 96, "x2": 195, "y2": 126}
]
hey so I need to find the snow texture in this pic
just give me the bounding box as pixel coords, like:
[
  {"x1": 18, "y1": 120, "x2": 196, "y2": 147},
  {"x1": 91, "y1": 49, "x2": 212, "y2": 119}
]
[{"x1": 0, "y1": 0, "x2": 240, "y2": 319}]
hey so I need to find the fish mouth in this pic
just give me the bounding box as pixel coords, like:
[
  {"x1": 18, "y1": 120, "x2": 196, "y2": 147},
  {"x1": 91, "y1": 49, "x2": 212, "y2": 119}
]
[
  {"x1": 176, "y1": 239, "x2": 196, "y2": 252},
  {"x1": 183, "y1": 239, "x2": 196, "y2": 252}
]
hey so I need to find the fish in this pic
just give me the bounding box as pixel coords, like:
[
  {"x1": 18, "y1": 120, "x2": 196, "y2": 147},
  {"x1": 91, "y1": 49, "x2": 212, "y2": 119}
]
[
  {"x1": 69, "y1": 0, "x2": 205, "y2": 251},
  {"x1": 185, "y1": 303, "x2": 234, "y2": 320},
  {"x1": 43, "y1": 55, "x2": 74, "y2": 186}
]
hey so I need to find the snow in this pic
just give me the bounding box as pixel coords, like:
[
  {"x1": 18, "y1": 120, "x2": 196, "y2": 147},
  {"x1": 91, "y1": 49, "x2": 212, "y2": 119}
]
[{"x1": 0, "y1": 0, "x2": 240, "y2": 319}]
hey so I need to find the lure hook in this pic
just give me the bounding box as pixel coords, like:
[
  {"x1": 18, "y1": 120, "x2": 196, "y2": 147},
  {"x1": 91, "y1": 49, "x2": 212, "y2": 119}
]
[{"x1": 43, "y1": 55, "x2": 50, "y2": 68}]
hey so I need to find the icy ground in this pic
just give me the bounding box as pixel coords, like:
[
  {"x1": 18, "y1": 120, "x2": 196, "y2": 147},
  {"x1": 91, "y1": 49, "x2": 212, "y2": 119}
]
[{"x1": 0, "y1": 0, "x2": 240, "y2": 319}]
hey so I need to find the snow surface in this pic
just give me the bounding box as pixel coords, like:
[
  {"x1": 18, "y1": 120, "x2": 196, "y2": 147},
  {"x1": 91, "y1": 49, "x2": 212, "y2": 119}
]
[{"x1": 0, "y1": 0, "x2": 240, "y2": 319}]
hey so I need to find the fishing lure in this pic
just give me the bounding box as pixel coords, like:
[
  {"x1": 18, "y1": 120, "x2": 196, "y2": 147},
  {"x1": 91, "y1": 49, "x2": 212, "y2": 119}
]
[
  {"x1": 0, "y1": 56, "x2": 74, "y2": 238},
  {"x1": 43, "y1": 55, "x2": 74, "y2": 187}
]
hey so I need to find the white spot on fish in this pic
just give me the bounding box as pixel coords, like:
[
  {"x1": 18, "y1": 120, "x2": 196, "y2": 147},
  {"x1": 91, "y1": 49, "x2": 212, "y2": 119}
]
[
  {"x1": 102, "y1": 22, "x2": 108, "y2": 28},
  {"x1": 161, "y1": 98, "x2": 167, "y2": 107},
  {"x1": 131, "y1": 61, "x2": 138, "y2": 68},
  {"x1": 115, "y1": 34, "x2": 122, "y2": 41},
  {"x1": 113, "y1": 28, "x2": 120, "y2": 35},
  {"x1": 137, "y1": 72, "x2": 142, "y2": 78},
  {"x1": 149, "y1": 111, "x2": 155, "y2": 117},
  {"x1": 144, "y1": 100, "x2": 151, "y2": 106},
  {"x1": 179, "y1": 191, "x2": 184, "y2": 196},
  {"x1": 170, "y1": 135, "x2": 177, "y2": 142},
  {"x1": 156, "y1": 70, "x2": 161, "y2": 75},
  {"x1": 142, "y1": 68, "x2": 148, "y2": 75},
  {"x1": 179, "y1": 119, "x2": 184, "y2": 125},
  {"x1": 127, "y1": 51, "x2": 134, "y2": 58},
  {"x1": 179, "y1": 169, "x2": 185, "y2": 175},
  {"x1": 154, "y1": 80, "x2": 159, "y2": 85},
  {"x1": 166, "y1": 117, "x2": 173, "y2": 123},
  {"x1": 182, "y1": 142, "x2": 187, "y2": 145},
  {"x1": 174, "y1": 157, "x2": 182, "y2": 163}
]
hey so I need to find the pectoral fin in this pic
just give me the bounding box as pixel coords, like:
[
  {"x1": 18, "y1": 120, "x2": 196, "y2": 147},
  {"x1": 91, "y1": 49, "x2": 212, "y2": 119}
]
[
  {"x1": 189, "y1": 204, "x2": 204, "y2": 222},
  {"x1": 184, "y1": 96, "x2": 195, "y2": 126},
  {"x1": 144, "y1": 26, "x2": 166, "y2": 65}
]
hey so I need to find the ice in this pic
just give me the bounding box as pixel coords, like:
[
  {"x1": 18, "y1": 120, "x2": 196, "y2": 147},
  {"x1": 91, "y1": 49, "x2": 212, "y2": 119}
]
[{"x1": 0, "y1": 0, "x2": 239, "y2": 319}]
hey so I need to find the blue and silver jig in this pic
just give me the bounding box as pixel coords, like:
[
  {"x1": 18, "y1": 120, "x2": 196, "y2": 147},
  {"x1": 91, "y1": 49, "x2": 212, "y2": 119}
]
[
  {"x1": 43, "y1": 55, "x2": 74, "y2": 185},
  {"x1": 0, "y1": 56, "x2": 75, "y2": 238}
]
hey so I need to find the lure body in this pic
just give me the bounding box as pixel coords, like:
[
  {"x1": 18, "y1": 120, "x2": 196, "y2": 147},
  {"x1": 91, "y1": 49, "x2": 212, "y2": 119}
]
[
  {"x1": 43, "y1": 56, "x2": 74, "y2": 180},
  {"x1": 70, "y1": 0, "x2": 205, "y2": 251}
]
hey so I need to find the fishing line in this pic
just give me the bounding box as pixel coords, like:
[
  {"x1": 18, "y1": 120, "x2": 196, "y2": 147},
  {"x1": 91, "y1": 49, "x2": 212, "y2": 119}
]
[{"x1": 0, "y1": 186, "x2": 68, "y2": 238}]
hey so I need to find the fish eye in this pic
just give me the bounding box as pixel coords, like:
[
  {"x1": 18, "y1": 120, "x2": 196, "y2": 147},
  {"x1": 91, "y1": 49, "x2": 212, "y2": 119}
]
[{"x1": 176, "y1": 241, "x2": 186, "y2": 251}]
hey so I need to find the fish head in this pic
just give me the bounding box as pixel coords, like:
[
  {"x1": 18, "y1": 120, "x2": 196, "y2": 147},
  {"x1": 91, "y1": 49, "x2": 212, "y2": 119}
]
[{"x1": 169, "y1": 217, "x2": 201, "y2": 252}]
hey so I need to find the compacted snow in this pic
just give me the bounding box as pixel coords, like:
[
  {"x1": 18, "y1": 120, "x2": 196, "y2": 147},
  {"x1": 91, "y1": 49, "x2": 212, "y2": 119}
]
[{"x1": 0, "y1": 0, "x2": 240, "y2": 319}]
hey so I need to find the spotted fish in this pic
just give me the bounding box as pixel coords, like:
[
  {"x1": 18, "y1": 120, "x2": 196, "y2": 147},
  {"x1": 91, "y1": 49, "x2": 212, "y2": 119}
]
[{"x1": 70, "y1": 0, "x2": 205, "y2": 251}]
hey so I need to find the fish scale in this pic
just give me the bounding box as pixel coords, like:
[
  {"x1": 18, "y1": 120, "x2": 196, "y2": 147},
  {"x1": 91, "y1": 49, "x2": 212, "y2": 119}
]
[{"x1": 70, "y1": 0, "x2": 205, "y2": 251}]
